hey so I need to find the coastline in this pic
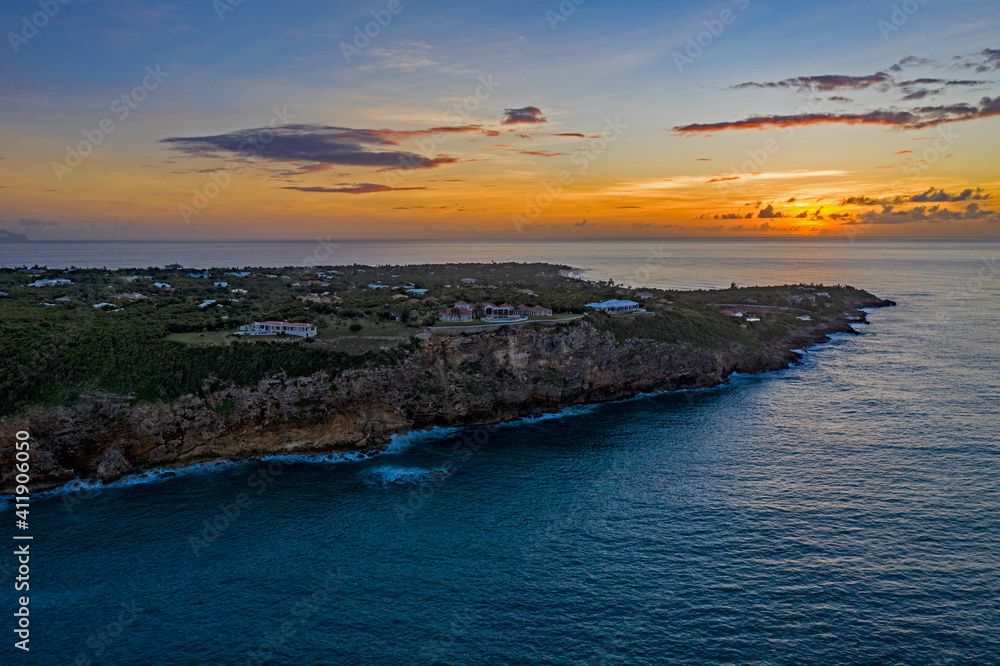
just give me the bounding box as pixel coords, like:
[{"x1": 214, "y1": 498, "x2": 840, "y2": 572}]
[{"x1": 0, "y1": 291, "x2": 894, "y2": 495}]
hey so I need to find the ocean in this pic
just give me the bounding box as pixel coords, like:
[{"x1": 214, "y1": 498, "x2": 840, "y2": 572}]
[{"x1": 2, "y1": 239, "x2": 998, "y2": 664}]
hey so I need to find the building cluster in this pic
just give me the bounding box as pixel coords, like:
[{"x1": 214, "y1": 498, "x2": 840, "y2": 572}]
[{"x1": 439, "y1": 300, "x2": 554, "y2": 323}]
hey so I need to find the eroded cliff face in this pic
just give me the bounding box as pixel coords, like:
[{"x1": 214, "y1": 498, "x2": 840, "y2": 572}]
[{"x1": 0, "y1": 298, "x2": 890, "y2": 492}]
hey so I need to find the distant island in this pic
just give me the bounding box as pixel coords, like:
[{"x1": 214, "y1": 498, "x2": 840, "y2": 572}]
[
  {"x1": 0, "y1": 229, "x2": 29, "y2": 242},
  {"x1": 0, "y1": 262, "x2": 893, "y2": 493}
]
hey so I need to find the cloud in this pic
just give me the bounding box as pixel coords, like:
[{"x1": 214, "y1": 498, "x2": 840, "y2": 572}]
[
  {"x1": 673, "y1": 97, "x2": 1000, "y2": 133},
  {"x1": 502, "y1": 107, "x2": 546, "y2": 125},
  {"x1": 498, "y1": 147, "x2": 569, "y2": 157},
  {"x1": 685, "y1": 51, "x2": 1000, "y2": 134},
  {"x1": 758, "y1": 204, "x2": 784, "y2": 218},
  {"x1": 161, "y1": 124, "x2": 475, "y2": 171},
  {"x1": 890, "y1": 55, "x2": 932, "y2": 72},
  {"x1": 282, "y1": 183, "x2": 427, "y2": 194},
  {"x1": 844, "y1": 203, "x2": 1000, "y2": 225},
  {"x1": 615, "y1": 205, "x2": 642, "y2": 209},
  {"x1": 733, "y1": 72, "x2": 894, "y2": 92},
  {"x1": 897, "y1": 78, "x2": 986, "y2": 101},
  {"x1": 758, "y1": 222, "x2": 773, "y2": 231},
  {"x1": 707, "y1": 176, "x2": 740, "y2": 183},
  {"x1": 841, "y1": 187, "x2": 990, "y2": 206},
  {"x1": 956, "y1": 48, "x2": 1000, "y2": 73},
  {"x1": 911, "y1": 187, "x2": 990, "y2": 202},
  {"x1": 714, "y1": 213, "x2": 749, "y2": 219},
  {"x1": 551, "y1": 132, "x2": 586, "y2": 137},
  {"x1": 900, "y1": 88, "x2": 942, "y2": 100}
]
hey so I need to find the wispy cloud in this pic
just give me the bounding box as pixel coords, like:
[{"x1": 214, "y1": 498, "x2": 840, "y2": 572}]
[
  {"x1": 282, "y1": 183, "x2": 427, "y2": 194},
  {"x1": 733, "y1": 73, "x2": 893, "y2": 93},
  {"x1": 673, "y1": 98, "x2": 1000, "y2": 134},
  {"x1": 683, "y1": 50, "x2": 1000, "y2": 134}
]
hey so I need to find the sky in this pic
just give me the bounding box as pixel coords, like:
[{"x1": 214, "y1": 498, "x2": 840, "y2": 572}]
[{"x1": 0, "y1": 0, "x2": 998, "y2": 240}]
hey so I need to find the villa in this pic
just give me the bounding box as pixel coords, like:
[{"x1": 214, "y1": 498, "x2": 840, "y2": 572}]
[
  {"x1": 439, "y1": 307, "x2": 474, "y2": 322},
  {"x1": 238, "y1": 321, "x2": 318, "y2": 338},
  {"x1": 483, "y1": 303, "x2": 516, "y2": 316},
  {"x1": 586, "y1": 299, "x2": 642, "y2": 314},
  {"x1": 517, "y1": 304, "x2": 553, "y2": 317},
  {"x1": 112, "y1": 293, "x2": 147, "y2": 300}
]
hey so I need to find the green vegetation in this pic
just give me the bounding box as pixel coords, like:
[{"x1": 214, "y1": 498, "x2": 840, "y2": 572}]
[{"x1": 0, "y1": 262, "x2": 854, "y2": 417}]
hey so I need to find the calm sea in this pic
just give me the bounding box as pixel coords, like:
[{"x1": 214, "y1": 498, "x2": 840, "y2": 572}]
[{"x1": 2, "y1": 239, "x2": 998, "y2": 665}]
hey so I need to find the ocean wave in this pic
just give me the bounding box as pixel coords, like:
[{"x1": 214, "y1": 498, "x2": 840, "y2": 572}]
[
  {"x1": 15, "y1": 460, "x2": 241, "y2": 501},
  {"x1": 363, "y1": 464, "x2": 454, "y2": 487},
  {"x1": 260, "y1": 450, "x2": 370, "y2": 464},
  {"x1": 383, "y1": 425, "x2": 467, "y2": 454}
]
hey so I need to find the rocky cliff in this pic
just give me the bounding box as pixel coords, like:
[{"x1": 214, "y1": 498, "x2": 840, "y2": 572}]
[{"x1": 0, "y1": 293, "x2": 892, "y2": 493}]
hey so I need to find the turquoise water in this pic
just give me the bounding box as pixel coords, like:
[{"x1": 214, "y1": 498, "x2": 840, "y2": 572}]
[{"x1": 1, "y1": 239, "x2": 998, "y2": 664}]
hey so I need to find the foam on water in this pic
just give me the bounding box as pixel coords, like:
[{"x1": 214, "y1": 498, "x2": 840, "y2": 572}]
[{"x1": 363, "y1": 464, "x2": 455, "y2": 487}]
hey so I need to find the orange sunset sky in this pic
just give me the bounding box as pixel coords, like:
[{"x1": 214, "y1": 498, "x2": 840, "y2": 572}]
[{"x1": 1, "y1": 0, "x2": 998, "y2": 240}]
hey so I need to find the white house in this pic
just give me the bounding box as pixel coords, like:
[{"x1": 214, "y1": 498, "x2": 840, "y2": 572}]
[
  {"x1": 586, "y1": 299, "x2": 642, "y2": 314},
  {"x1": 27, "y1": 278, "x2": 73, "y2": 287},
  {"x1": 239, "y1": 321, "x2": 318, "y2": 338}
]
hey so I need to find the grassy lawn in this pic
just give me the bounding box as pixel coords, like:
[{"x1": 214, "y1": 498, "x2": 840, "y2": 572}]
[
  {"x1": 319, "y1": 320, "x2": 413, "y2": 338},
  {"x1": 165, "y1": 330, "x2": 239, "y2": 345},
  {"x1": 165, "y1": 331, "x2": 293, "y2": 345}
]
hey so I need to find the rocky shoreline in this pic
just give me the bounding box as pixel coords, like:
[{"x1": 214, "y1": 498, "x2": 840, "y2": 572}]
[{"x1": 0, "y1": 293, "x2": 893, "y2": 494}]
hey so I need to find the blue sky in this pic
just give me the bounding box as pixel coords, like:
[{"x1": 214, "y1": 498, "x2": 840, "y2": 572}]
[{"x1": 1, "y1": 0, "x2": 998, "y2": 238}]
